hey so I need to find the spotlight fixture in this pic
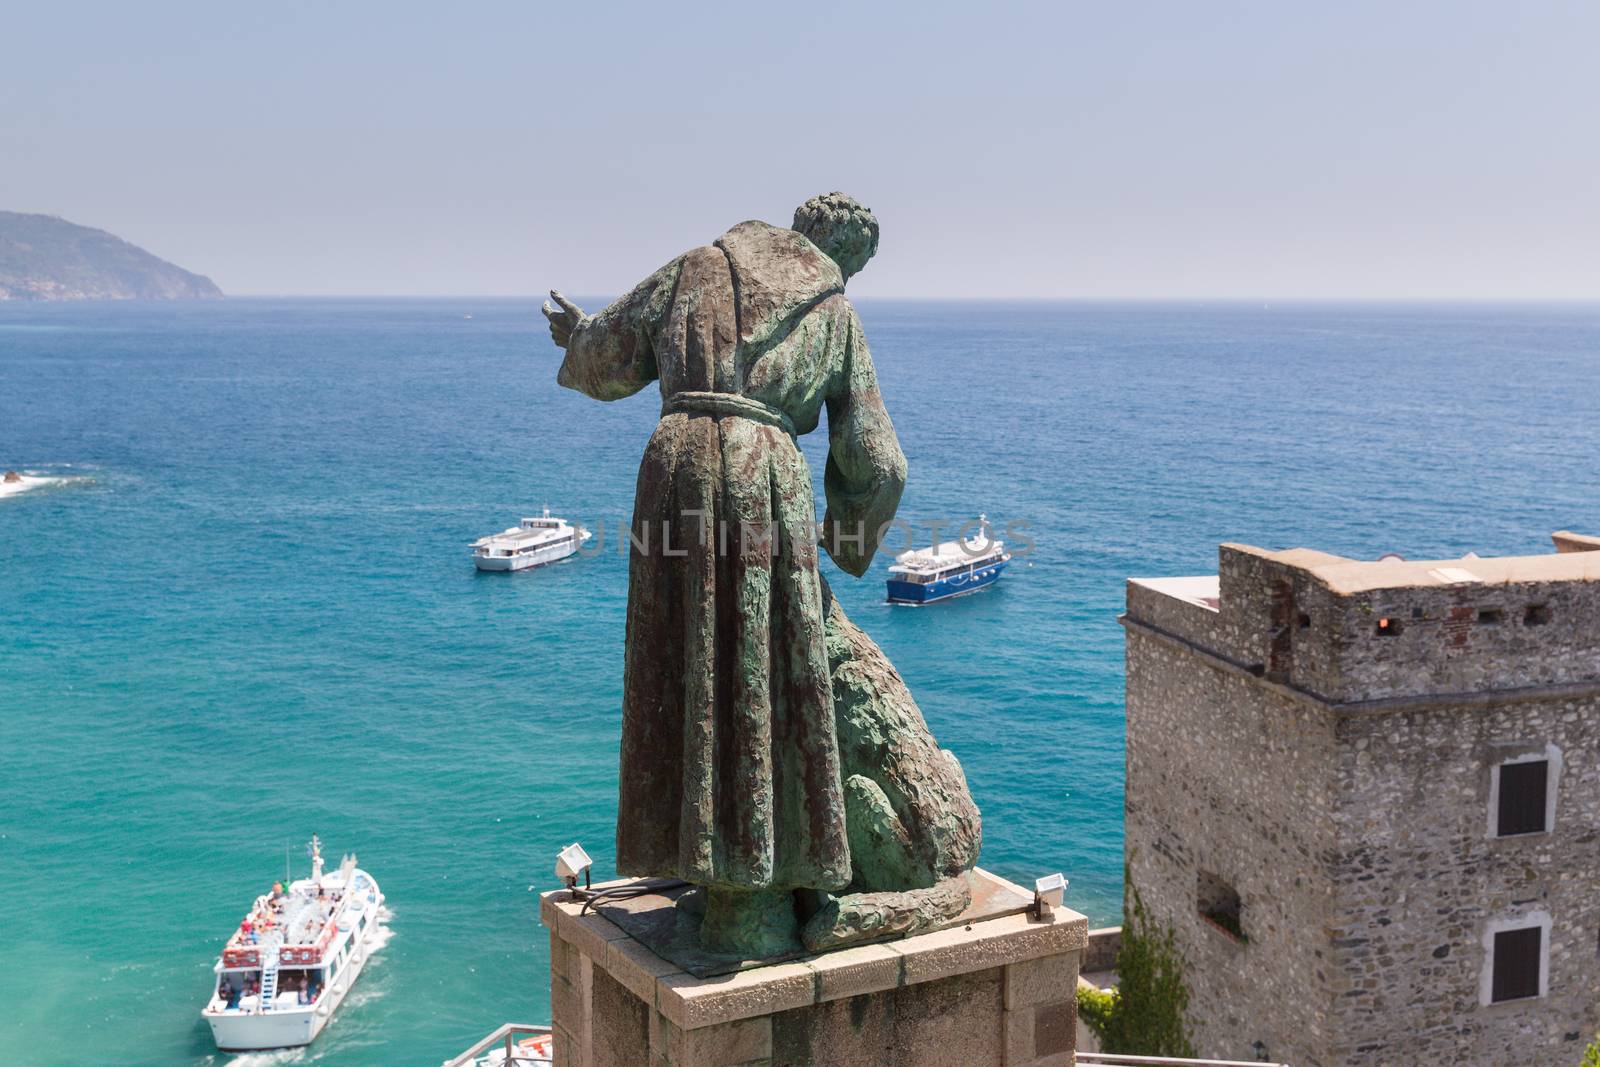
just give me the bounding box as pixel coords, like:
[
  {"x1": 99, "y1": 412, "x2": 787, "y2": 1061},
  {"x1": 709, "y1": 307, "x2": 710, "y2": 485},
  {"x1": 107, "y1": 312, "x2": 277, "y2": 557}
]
[
  {"x1": 1033, "y1": 872, "x2": 1067, "y2": 919},
  {"x1": 555, "y1": 843, "x2": 593, "y2": 890}
]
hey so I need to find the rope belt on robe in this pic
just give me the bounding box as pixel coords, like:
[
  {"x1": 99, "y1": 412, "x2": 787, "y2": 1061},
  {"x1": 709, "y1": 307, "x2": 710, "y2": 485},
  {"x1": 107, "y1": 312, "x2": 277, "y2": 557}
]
[{"x1": 661, "y1": 390, "x2": 796, "y2": 438}]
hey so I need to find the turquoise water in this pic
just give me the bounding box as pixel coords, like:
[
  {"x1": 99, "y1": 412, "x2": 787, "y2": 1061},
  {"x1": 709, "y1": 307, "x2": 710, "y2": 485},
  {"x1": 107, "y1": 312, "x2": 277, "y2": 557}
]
[{"x1": 3, "y1": 298, "x2": 1598, "y2": 1066}]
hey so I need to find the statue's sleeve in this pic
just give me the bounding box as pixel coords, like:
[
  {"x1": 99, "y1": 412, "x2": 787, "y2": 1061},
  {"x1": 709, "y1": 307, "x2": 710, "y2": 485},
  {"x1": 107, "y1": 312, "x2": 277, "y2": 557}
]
[
  {"x1": 822, "y1": 306, "x2": 908, "y2": 578},
  {"x1": 556, "y1": 258, "x2": 680, "y2": 400}
]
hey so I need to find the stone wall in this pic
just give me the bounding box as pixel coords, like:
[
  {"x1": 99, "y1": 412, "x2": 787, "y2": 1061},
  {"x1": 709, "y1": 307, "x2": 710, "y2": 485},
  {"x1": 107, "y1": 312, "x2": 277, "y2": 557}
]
[
  {"x1": 1124, "y1": 580, "x2": 1224, "y2": 653},
  {"x1": 1081, "y1": 927, "x2": 1122, "y2": 975},
  {"x1": 1553, "y1": 531, "x2": 1600, "y2": 554},
  {"x1": 1320, "y1": 581, "x2": 1600, "y2": 703},
  {"x1": 1329, "y1": 694, "x2": 1600, "y2": 1064},
  {"x1": 1211, "y1": 542, "x2": 1600, "y2": 705},
  {"x1": 1124, "y1": 623, "x2": 1340, "y2": 1066}
]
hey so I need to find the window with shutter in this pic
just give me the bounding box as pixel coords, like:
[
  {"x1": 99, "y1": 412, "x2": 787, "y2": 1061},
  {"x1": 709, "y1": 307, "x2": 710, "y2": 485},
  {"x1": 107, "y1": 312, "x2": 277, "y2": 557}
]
[
  {"x1": 1490, "y1": 925, "x2": 1543, "y2": 1003},
  {"x1": 1496, "y1": 759, "x2": 1550, "y2": 837}
]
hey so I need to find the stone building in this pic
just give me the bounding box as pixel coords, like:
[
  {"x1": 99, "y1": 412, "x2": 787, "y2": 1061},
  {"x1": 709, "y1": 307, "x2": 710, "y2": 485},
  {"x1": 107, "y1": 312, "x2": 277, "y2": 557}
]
[{"x1": 1122, "y1": 531, "x2": 1600, "y2": 1066}]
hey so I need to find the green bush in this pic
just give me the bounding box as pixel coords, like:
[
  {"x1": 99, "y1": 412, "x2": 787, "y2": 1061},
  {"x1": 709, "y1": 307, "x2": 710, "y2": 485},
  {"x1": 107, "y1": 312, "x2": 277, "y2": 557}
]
[
  {"x1": 1076, "y1": 982, "x2": 1118, "y2": 1038},
  {"x1": 1100, "y1": 861, "x2": 1197, "y2": 1057},
  {"x1": 1581, "y1": 1034, "x2": 1600, "y2": 1067}
]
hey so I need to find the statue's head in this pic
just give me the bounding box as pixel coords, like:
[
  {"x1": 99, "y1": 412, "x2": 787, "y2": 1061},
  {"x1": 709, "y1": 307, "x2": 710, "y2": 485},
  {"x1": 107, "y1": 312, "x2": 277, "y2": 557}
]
[{"x1": 793, "y1": 192, "x2": 879, "y2": 282}]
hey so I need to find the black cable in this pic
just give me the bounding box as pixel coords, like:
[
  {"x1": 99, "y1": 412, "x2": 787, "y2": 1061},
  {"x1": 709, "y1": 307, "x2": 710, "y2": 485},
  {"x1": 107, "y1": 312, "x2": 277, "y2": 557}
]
[{"x1": 574, "y1": 878, "x2": 690, "y2": 916}]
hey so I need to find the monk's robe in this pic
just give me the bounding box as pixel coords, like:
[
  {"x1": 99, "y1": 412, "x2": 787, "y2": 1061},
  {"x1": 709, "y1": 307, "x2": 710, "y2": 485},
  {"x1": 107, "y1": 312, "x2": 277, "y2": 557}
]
[{"x1": 557, "y1": 220, "x2": 906, "y2": 892}]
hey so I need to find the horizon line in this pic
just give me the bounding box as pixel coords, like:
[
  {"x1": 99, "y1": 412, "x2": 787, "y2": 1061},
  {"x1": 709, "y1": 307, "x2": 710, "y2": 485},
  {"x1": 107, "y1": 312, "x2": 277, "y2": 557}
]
[{"x1": 209, "y1": 293, "x2": 1600, "y2": 304}]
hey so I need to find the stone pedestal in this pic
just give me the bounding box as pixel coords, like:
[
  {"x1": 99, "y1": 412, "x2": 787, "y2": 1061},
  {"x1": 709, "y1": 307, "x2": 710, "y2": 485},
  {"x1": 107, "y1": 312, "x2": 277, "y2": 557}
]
[{"x1": 541, "y1": 870, "x2": 1087, "y2": 1067}]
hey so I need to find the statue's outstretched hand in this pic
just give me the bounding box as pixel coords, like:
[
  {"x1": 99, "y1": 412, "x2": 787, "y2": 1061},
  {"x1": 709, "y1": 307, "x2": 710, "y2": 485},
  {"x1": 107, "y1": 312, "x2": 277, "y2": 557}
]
[{"x1": 542, "y1": 290, "x2": 585, "y2": 349}]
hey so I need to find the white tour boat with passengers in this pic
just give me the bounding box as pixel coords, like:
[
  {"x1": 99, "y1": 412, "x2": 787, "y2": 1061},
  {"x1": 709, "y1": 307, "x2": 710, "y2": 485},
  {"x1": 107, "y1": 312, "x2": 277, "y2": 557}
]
[
  {"x1": 886, "y1": 515, "x2": 1012, "y2": 605},
  {"x1": 202, "y1": 836, "x2": 386, "y2": 1052},
  {"x1": 471, "y1": 508, "x2": 591, "y2": 572}
]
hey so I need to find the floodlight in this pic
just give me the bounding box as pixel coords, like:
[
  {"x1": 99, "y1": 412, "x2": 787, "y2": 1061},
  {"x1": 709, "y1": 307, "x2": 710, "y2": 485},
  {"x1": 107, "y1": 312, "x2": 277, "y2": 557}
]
[
  {"x1": 556, "y1": 843, "x2": 593, "y2": 889},
  {"x1": 1033, "y1": 872, "x2": 1067, "y2": 918},
  {"x1": 1035, "y1": 872, "x2": 1066, "y2": 906}
]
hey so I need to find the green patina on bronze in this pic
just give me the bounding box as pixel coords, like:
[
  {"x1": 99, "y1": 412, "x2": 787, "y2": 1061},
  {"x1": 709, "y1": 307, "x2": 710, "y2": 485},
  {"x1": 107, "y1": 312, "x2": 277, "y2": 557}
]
[
  {"x1": 804, "y1": 580, "x2": 981, "y2": 948},
  {"x1": 547, "y1": 193, "x2": 981, "y2": 957}
]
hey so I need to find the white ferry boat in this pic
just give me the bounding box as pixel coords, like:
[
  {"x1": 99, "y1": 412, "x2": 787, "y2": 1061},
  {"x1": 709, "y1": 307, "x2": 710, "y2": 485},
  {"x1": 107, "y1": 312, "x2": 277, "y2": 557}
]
[
  {"x1": 886, "y1": 516, "x2": 1012, "y2": 605},
  {"x1": 472, "y1": 508, "x2": 591, "y2": 572},
  {"x1": 202, "y1": 837, "x2": 386, "y2": 1052}
]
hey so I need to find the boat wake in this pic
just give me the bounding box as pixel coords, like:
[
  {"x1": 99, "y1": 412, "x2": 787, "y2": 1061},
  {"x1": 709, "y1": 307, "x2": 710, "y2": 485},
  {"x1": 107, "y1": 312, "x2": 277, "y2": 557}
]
[
  {"x1": 337, "y1": 983, "x2": 389, "y2": 1013},
  {"x1": 365, "y1": 907, "x2": 396, "y2": 957},
  {"x1": 0, "y1": 473, "x2": 59, "y2": 499},
  {"x1": 0, "y1": 469, "x2": 92, "y2": 500},
  {"x1": 223, "y1": 1050, "x2": 307, "y2": 1067}
]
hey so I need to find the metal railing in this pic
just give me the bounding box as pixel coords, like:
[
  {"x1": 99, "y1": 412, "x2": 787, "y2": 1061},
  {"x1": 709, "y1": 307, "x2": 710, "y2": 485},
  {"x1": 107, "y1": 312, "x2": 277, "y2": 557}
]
[
  {"x1": 1078, "y1": 1055, "x2": 1290, "y2": 1067},
  {"x1": 440, "y1": 1023, "x2": 552, "y2": 1067},
  {"x1": 437, "y1": 1028, "x2": 1288, "y2": 1066}
]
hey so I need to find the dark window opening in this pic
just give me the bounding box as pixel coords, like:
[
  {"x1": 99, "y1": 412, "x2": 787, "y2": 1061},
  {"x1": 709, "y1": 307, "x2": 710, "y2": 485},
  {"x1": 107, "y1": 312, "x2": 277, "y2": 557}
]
[
  {"x1": 1496, "y1": 759, "x2": 1550, "y2": 836},
  {"x1": 1490, "y1": 925, "x2": 1542, "y2": 1003},
  {"x1": 1297, "y1": 613, "x2": 1311, "y2": 630},
  {"x1": 1525, "y1": 605, "x2": 1552, "y2": 627},
  {"x1": 1478, "y1": 609, "x2": 1504, "y2": 626},
  {"x1": 1376, "y1": 617, "x2": 1402, "y2": 637},
  {"x1": 1198, "y1": 870, "x2": 1245, "y2": 942}
]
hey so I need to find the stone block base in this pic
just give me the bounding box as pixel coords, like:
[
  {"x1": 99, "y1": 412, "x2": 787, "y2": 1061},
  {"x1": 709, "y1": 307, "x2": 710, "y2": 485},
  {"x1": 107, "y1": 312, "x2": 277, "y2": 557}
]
[{"x1": 541, "y1": 871, "x2": 1087, "y2": 1067}]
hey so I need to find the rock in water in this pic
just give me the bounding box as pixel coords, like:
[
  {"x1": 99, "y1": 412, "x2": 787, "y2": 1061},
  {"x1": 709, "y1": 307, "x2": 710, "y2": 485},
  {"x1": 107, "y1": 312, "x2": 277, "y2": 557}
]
[{"x1": 0, "y1": 211, "x2": 222, "y2": 301}]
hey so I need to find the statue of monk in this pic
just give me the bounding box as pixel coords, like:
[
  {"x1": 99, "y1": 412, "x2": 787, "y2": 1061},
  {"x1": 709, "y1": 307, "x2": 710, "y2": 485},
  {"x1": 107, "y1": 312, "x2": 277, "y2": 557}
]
[{"x1": 547, "y1": 193, "x2": 979, "y2": 957}]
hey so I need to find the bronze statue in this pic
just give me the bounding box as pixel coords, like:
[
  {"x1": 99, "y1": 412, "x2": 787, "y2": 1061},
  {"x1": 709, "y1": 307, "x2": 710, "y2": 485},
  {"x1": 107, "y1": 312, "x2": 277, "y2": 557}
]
[{"x1": 547, "y1": 193, "x2": 979, "y2": 958}]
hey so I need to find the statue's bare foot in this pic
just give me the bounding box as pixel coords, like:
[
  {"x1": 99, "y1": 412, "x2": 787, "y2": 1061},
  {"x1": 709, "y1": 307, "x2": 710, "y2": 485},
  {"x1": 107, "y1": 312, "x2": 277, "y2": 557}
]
[{"x1": 800, "y1": 876, "x2": 971, "y2": 952}]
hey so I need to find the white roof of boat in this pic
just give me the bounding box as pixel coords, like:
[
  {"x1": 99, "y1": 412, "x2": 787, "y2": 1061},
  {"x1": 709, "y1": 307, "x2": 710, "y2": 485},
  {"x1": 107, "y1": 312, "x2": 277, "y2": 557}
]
[
  {"x1": 222, "y1": 864, "x2": 379, "y2": 956},
  {"x1": 892, "y1": 537, "x2": 1005, "y2": 571},
  {"x1": 476, "y1": 524, "x2": 572, "y2": 547}
]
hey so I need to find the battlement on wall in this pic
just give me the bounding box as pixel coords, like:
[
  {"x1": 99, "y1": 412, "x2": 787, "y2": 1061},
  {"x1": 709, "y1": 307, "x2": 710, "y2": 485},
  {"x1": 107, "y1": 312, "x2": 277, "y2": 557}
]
[{"x1": 1126, "y1": 532, "x2": 1600, "y2": 705}]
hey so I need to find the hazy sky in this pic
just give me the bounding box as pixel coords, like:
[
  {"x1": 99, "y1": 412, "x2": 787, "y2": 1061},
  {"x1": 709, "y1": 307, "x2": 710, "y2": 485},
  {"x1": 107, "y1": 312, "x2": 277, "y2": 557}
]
[{"x1": 5, "y1": 1, "x2": 1597, "y2": 298}]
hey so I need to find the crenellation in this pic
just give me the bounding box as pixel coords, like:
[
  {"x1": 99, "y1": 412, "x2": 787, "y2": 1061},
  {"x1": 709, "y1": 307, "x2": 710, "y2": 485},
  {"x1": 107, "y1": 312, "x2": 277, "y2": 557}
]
[
  {"x1": 1324, "y1": 579, "x2": 1600, "y2": 703},
  {"x1": 1124, "y1": 575, "x2": 1222, "y2": 652}
]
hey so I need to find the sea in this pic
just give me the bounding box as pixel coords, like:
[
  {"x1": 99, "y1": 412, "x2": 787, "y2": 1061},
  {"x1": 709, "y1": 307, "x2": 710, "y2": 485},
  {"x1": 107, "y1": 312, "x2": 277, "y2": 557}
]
[{"x1": 2, "y1": 298, "x2": 1598, "y2": 1066}]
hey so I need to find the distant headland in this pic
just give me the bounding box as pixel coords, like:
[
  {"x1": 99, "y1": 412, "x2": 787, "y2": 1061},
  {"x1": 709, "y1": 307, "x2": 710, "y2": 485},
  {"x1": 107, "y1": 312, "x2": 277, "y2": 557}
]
[{"x1": 0, "y1": 211, "x2": 222, "y2": 301}]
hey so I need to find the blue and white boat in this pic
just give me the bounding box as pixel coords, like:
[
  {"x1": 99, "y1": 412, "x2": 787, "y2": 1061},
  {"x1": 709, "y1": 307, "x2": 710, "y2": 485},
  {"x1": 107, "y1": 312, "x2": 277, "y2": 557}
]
[{"x1": 886, "y1": 517, "x2": 1011, "y2": 605}]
